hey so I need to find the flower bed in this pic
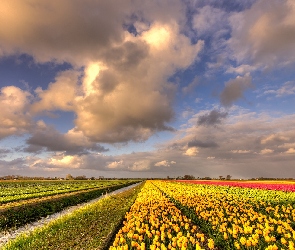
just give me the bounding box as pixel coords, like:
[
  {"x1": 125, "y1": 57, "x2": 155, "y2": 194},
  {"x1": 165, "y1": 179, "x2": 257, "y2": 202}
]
[
  {"x1": 177, "y1": 180, "x2": 295, "y2": 192},
  {"x1": 156, "y1": 181, "x2": 295, "y2": 249}
]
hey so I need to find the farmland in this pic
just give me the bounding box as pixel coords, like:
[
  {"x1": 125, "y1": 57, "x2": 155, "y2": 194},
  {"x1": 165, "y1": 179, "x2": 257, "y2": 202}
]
[
  {"x1": 3, "y1": 182, "x2": 143, "y2": 250},
  {"x1": 2, "y1": 179, "x2": 295, "y2": 249},
  {"x1": 0, "y1": 179, "x2": 139, "y2": 231},
  {"x1": 177, "y1": 180, "x2": 295, "y2": 192},
  {"x1": 0, "y1": 180, "x2": 132, "y2": 204},
  {"x1": 110, "y1": 180, "x2": 295, "y2": 250}
]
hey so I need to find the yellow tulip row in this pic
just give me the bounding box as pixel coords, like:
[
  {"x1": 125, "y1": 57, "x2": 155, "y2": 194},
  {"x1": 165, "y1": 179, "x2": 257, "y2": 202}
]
[
  {"x1": 109, "y1": 181, "x2": 216, "y2": 250},
  {"x1": 154, "y1": 181, "x2": 295, "y2": 250}
]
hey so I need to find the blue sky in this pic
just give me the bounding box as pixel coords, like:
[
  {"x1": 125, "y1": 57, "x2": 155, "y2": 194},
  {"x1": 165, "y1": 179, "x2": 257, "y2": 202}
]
[{"x1": 0, "y1": 0, "x2": 295, "y2": 178}]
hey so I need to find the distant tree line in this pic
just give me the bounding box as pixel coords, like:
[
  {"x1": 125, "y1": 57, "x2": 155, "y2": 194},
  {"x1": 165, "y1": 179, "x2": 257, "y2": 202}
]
[
  {"x1": 0, "y1": 174, "x2": 147, "y2": 181},
  {"x1": 1, "y1": 174, "x2": 294, "y2": 181}
]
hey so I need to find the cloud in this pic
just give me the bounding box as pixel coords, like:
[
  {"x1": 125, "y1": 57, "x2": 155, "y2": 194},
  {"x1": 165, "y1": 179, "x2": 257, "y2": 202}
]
[
  {"x1": 184, "y1": 147, "x2": 199, "y2": 156},
  {"x1": 193, "y1": 5, "x2": 229, "y2": 37},
  {"x1": 0, "y1": 86, "x2": 32, "y2": 139},
  {"x1": 182, "y1": 77, "x2": 198, "y2": 95},
  {"x1": 285, "y1": 148, "x2": 295, "y2": 154},
  {"x1": 106, "y1": 160, "x2": 124, "y2": 169},
  {"x1": 197, "y1": 110, "x2": 228, "y2": 126},
  {"x1": 5, "y1": 110, "x2": 293, "y2": 178},
  {"x1": 46, "y1": 154, "x2": 83, "y2": 169},
  {"x1": 0, "y1": 0, "x2": 131, "y2": 65},
  {"x1": 154, "y1": 108, "x2": 295, "y2": 176},
  {"x1": 278, "y1": 143, "x2": 295, "y2": 149},
  {"x1": 154, "y1": 160, "x2": 176, "y2": 167},
  {"x1": 25, "y1": 125, "x2": 108, "y2": 155},
  {"x1": 0, "y1": 0, "x2": 204, "y2": 144},
  {"x1": 0, "y1": 148, "x2": 11, "y2": 158},
  {"x1": 129, "y1": 160, "x2": 151, "y2": 171},
  {"x1": 229, "y1": 0, "x2": 295, "y2": 67},
  {"x1": 220, "y1": 74, "x2": 253, "y2": 106},
  {"x1": 263, "y1": 81, "x2": 295, "y2": 97},
  {"x1": 188, "y1": 139, "x2": 219, "y2": 148},
  {"x1": 231, "y1": 150, "x2": 251, "y2": 154},
  {"x1": 31, "y1": 70, "x2": 79, "y2": 113},
  {"x1": 261, "y1": 134, "x2": 289, "y2": 145},
  {"x1": 71, "y1": 22, "x2": 203, "y2": 143},
  {"x1": 226, "y1": 64, "x2": 256, "y2": 75},
  {"x1": 260, "y1": 149, "x2": 274, "y2": 155},
  {"x1": 195, "y1": 98, "x2": 202, "y2": 103},
  {"x1": 28, "y1": 152, "x2": 112, "y2": 171}
]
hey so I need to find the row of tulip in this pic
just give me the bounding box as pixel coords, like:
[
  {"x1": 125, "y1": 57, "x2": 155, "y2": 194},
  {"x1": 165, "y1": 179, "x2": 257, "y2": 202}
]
[
  {"x1": 109, "y1": 181, "x2": 217, "y2": 250},
  {"x1": 155, "y1": 181, "x2": 295, "y2": 250},
  {"x1": 0, "y1": 180, "x2": 129, "y2": 204},
  {"x1": 176, "y1": 181, "x2": 295, "y2": 205},
  {"x1": 178, "y1": 180, "x2": 295, "y2": 192}
]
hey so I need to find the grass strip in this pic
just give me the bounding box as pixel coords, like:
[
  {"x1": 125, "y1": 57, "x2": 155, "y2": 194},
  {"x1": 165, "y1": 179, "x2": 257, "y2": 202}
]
[
  {"x1": 3, "y1": 182, "x2": 143, "y2": 250},
  {"x1": 0, "y1": 181, "x2": 139, "y2": 232}
]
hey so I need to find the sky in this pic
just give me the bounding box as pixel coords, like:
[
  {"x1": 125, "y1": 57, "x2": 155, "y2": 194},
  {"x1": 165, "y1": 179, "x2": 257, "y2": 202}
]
[{"x1": 0, "y1": 0, "x2": 295, "y2": 179}]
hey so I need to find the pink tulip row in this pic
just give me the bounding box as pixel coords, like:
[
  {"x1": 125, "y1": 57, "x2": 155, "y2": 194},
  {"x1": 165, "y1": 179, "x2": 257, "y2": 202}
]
[{"x1": 176, "y1": 180, "x2": 295, "y2": 192}]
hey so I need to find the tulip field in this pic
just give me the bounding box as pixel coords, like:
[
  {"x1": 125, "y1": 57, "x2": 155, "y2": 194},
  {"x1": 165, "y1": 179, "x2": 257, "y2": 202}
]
[
  {"x1": 177, "y1": 180, "x2": 295, "y2": 192},
  {"x1": 2, "y1": 179, "x2": 295, "y2": 249},
  {"x1": 110, "y1": 180, "x2": 295, "y2": 250}
]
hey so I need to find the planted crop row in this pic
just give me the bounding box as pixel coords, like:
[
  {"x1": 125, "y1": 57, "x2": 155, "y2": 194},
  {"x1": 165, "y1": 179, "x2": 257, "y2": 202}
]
[
  {"x1": 0, "y1": 181, "x2": 138, "y2": 232},
  {"x1": 109, "y1": 181, "x2": 217, "y2": 250},
  {"x1": 155, "y1": 181, "x2": 295, "y2": 250},
  {"x1": 175, "y1": 181, "x2": 295, "y2": 205},
  {"x1": 3, "y1": 183, "x2": 143, "y2": 250},
  {"x1": 178, "y1": 180, "x2": 295, "y2": 192},
  {"x1": 0, "y1": 180, "x2": 126, "y2": 204}
]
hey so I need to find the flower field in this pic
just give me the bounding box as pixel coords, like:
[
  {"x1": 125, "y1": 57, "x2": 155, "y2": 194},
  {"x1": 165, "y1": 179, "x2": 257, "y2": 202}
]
[
  {"x1": 110, "y1": 180, "x2": 295, "y2": 250},
  {"x1": 110, "y1": 181, "x2": 216, "y2": 250},
  {"x1": 154, "y1": 181, "x2": 295, "y2": 250},
  {"x1": 2, "y1": 180, "x2": 295, "y2": 249},
  {"x1": 177, "y1": 180, "x2": 295, "y2": 192}
]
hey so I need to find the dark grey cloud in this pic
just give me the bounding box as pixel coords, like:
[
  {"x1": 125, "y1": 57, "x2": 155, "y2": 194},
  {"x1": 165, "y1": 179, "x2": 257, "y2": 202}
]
[
  {"x1": 188, "y1": 139, "x2": 219, "y2": 148},
  {"x1": 102, "y1": 41, "x2": 149, "y2": 72},
  {"x1": 197, "y1": 110, "x2": 228, "y2": 126},
  {"x1": 22, "y1": 145, "x2": 45, "y2": 154},
  {"x1": 0, "y1": 0, "x2": 131, "y2": 64},
  {"x1": 220, "y1": 75, "x2": 252, "y2": 106},
  {"x1": 26, "y1": 127, "x2": 108, "y2": 155},
  {"x1": 0, "y1": 148, "x2": 11, "y2": 158},
  {"x1": 0, "y1": 148, "x2": 11, "y2": 154},
  {"x1": 0, "y1": 158, "x2": 26, "y2": 167}
]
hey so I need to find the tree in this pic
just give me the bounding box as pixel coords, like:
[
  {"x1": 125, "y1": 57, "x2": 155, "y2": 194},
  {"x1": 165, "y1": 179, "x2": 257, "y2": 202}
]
[
  {"x1": 183, "y1": 175, "x2": 195, "y2": 180},
  {"x1": 75, "y1": 175, "x2": 87, "y2": 180},
  {"x1": 66, "y1": 174, "x2": 74, "y2": 180},
  {"x1": 226, "y1": 175, "x2": 232, "y2": 180}
]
